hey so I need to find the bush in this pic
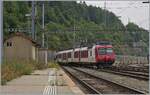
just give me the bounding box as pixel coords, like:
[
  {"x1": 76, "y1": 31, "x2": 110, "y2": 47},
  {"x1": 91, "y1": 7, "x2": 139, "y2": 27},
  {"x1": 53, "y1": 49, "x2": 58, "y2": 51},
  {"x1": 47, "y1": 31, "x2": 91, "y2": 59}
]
[
  {"x1": 47, "y1": 62, "x2": 59, "y2": 69},
  {"x1": 1, "y1": 60, "x2": 46, "y2": 85},
  {"x1": 34, "y1": 62, "x2": 47, "y2": 70}
]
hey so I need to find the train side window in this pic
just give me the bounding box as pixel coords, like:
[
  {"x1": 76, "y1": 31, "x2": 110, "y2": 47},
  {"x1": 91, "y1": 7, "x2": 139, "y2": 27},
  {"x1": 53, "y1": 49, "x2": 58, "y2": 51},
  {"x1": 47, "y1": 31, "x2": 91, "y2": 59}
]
[
  {"x1": 63, "y1": 53, "x2": 66, "y2": 59},
  {"x1": 61, "y1": 54, "x2": 63, "y2": 59},
  {"x1": 68, "y1": 52, "x2": 71, "y2": 58},
  {"x1": 62, "y1": 54, "x2": 63, "y2": 59},
  {"x1": 81, "y1": 51, "x2": 84, "y2": 58},
  {"x1": 85, "y1": 50, "x2": 88, "y2": 57},
  {"x1": 74, "y1": 52, "x2": 76, "y2": 58},
  {"x1": 77, "y1": 51, "x2": 79, "y2": 58},
  {"x1": 81, "y1": 50, "x2": 88, "y2": 58},
  {"x1": 74, "y1": 51, "x2": 78, "y2": 58}
]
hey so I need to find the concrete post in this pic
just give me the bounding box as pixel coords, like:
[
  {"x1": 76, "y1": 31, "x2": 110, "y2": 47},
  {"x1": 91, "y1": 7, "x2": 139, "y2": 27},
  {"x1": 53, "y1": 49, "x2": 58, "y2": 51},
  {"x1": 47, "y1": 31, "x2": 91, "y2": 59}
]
[
  {"x1": 45, "y1": 50, "x2": 47, "y2": 64},
  {"x1": 42, "y1": 2, "x2": 45, "y2": 48},
  {"x1": 0, "y1": 1, "x2": 3, "y2": 86},
  {"x1": 0, "y1": 1, "x2": 2, "y2": 65},
  {"x1": 31, "y1": 1, "x2": 35, "y2": 40}
]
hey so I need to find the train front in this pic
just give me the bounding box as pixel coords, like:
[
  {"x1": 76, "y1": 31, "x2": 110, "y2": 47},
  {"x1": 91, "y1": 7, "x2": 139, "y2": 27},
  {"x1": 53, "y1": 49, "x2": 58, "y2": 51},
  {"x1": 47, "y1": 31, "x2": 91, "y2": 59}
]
[{"x1": 95, "y1": 45, "x2": 115, "y2": 66}]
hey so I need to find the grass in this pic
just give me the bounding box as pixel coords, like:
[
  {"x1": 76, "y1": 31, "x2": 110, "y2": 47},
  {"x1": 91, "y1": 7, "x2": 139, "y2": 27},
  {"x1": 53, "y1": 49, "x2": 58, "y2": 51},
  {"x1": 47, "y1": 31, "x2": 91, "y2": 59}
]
[
  {"x1": 47, "y1": 61, "x2": 59, "y2": 69},
  {"x1": 1, "y1": 60, "x2": 48, "y2": 85}
]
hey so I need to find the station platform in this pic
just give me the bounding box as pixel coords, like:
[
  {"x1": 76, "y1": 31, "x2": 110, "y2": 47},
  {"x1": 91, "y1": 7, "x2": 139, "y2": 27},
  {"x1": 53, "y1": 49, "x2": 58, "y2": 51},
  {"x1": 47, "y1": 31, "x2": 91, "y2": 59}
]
[{"x1": 0, "y1": 68, "x2": 84, "y2": 95}]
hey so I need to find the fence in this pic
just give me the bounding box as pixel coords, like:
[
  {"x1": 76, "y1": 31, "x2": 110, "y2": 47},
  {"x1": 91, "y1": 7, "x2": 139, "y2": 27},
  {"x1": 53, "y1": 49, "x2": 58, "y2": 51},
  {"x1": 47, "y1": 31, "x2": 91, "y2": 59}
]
[{"x1": 114, "y1": 55, "x2": 149, "y2": 67}]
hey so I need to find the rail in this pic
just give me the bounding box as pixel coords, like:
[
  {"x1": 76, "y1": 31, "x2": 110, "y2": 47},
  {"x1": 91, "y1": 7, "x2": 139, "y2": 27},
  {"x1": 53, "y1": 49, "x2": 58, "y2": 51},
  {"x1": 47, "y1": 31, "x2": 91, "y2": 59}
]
[{"x1": 62, "y1": 66, "x2": 146, "y2": 94}]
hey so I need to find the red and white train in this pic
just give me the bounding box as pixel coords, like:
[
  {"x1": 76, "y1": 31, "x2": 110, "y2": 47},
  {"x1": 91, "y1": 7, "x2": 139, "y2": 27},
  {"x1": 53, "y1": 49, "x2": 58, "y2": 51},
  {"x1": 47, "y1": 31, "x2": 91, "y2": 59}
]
[{"x1": 55, "y1": 43, "x2": 115, "y2": 67}]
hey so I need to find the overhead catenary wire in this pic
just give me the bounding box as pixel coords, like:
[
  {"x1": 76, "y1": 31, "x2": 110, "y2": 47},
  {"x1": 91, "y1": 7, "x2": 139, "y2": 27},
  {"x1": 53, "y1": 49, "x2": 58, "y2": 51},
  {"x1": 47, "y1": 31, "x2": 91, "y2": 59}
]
[{"x1": 117, "y1": 1, "x2": 137, "y2": 15}]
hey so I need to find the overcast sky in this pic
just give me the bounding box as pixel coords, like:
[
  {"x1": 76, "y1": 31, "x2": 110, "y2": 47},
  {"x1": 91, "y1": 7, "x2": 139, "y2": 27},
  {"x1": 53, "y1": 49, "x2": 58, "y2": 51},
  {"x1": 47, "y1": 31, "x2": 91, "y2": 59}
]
[{"x1": 84, "y1": 1, "x2": 149, "y2": 30}]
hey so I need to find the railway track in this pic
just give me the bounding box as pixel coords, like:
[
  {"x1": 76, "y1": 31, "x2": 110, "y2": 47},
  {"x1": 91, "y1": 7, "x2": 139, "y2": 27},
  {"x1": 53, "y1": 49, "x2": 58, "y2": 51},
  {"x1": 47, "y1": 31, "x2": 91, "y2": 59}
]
[
  {"x1": 84, "y1": 65, "x2": 149, "y2": 80},
  {"x1": 110, "y1": 66, "x2": 149, "y2": 73},
  {"x1": 86, "y1": 65, "x2": 149, "y2": 80},
  {"x1": 98, "y1": 68, "x2": 149, "y2": 80},
  {"x1": 62, "y1": 66, "x2": 146, "y2": 94},
  {"x1": 62, "y1": 66, "x2": 100, "y2": 94}
]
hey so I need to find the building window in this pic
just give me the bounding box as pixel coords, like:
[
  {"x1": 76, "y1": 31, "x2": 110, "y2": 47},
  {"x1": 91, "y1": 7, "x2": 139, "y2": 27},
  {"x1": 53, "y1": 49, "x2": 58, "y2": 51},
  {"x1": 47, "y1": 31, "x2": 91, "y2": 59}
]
[{"x1": 7, "y1": 42, "x2": 12, "y2": 47}]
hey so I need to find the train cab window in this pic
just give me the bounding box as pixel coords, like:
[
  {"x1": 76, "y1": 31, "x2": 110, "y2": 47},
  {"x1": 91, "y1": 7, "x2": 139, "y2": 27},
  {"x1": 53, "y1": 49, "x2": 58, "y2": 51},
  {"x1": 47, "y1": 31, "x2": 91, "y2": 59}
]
[
  {"x1": 99, "y1": 48, "x2": 106, "y2": 55},
  {"x1": 99, "y1": 48, "x2": 113, "y2": 55},
  {"x1": 107, "y1": 48, "x2": 113, "y2": 54}
]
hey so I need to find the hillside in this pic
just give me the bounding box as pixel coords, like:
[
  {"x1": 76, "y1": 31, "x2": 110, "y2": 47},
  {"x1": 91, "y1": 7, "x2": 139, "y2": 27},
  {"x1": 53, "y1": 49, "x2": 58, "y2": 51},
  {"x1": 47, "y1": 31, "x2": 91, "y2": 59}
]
[{"x1": 3, "y1": 1, "x2": 148, "y2": 56}]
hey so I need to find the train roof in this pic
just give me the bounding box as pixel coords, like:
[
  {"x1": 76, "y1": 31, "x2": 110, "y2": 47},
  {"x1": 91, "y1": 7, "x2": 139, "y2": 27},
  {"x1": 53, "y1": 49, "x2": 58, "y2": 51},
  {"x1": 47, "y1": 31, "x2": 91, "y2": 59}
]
[
  {"x1": 87, "y1": 41, "x2": 112, "y2": 48},
  {"x1": 95, "y1": 44, "x2": 113, "y2": 48},
  {"x1": 74, "y1": 48, "x2": 80, "y2": 51},
  {"x1": 96, "y1": 41, "x2": 111, "y2": 45},
  {"x1": 80, "y1": 47, "x2": 88, "y2": 50},
  {"x1": 57, "y1": 49, "x2": 73, "y2": 54},
  {"x1": 56, "y1": 41, "x2": 112, "y2": 53}
]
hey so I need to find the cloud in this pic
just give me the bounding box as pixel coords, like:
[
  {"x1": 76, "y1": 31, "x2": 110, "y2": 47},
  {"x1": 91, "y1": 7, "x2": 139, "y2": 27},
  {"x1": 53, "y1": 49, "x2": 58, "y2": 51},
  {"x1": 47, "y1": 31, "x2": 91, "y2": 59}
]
[{"x1": 85, "y1": 1, "x2": 149, "y2": 30}]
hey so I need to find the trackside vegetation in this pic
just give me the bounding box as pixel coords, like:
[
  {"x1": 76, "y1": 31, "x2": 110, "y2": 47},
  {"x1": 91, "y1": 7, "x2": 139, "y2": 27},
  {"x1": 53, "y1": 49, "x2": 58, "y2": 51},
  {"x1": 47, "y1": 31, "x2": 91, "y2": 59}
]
[
  {"x1": 1, "y1": 60, "x2": 58, "y2": 85},
  {"x1": 48, "y1": 61, "x2": 59, "y2": 69}
]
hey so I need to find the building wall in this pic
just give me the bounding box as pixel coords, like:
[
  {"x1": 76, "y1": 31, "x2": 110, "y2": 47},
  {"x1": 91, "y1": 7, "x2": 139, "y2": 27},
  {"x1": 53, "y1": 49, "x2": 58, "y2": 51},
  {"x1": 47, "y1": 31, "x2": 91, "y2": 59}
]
[
  {"x1": 38, "y1": 49, "x2": 56, "y2": 64},
  {"x1": 38, "y1": 49, "x2": 47, "y2": 64},
  {"x1": 47, "y1": 50, "x2": 56, "y2": 61},
  {"x1": 35, "y1": 47, "x2": 39, "y2": 62},
  {"x1": 4, "y1": 36, "x2": 36, "y2": 61},
  {"x1": 31, "y1": 45, "x2": 36, "y2": 60}
]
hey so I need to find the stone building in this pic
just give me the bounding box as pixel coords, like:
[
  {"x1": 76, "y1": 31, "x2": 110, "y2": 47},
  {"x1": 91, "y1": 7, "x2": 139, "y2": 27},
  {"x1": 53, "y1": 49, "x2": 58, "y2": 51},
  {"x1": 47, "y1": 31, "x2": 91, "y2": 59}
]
[{"x1": 4, "y1": 32, "x2": 39, "y2": 61}]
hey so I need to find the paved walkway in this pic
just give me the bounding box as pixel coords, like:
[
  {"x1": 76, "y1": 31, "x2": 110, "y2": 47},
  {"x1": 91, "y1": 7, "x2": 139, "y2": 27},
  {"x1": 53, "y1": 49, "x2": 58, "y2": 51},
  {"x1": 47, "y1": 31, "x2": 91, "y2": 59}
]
[{"x1": 0, "y1": 68, "x2": 84, "y2": 95}]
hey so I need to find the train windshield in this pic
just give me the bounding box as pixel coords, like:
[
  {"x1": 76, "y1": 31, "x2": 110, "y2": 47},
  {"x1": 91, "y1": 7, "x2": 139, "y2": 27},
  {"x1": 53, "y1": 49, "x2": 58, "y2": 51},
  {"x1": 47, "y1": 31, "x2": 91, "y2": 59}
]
[
  {"x1": 99, "y1": 48, "x2": 106, "y2": 54},
  {"x1": 106, "y1": 48, "x2": 113, "y2": 54},
  {"x1": 98, "y1": 48, "x2": 113, "y2": 55}
]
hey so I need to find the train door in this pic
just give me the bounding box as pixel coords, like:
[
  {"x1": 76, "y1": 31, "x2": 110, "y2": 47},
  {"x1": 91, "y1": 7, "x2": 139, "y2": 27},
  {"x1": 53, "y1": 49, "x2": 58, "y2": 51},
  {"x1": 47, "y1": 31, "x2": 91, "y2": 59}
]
[
  {"x1": 79, "y1": 50, "x2": 81, "y2": 63},
  {"x1": 71, "y1": 50, "x2": 74, "y2": 62},
  {"x1": 88, "y1": 49, "x2": 92, "y2": 63}
]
